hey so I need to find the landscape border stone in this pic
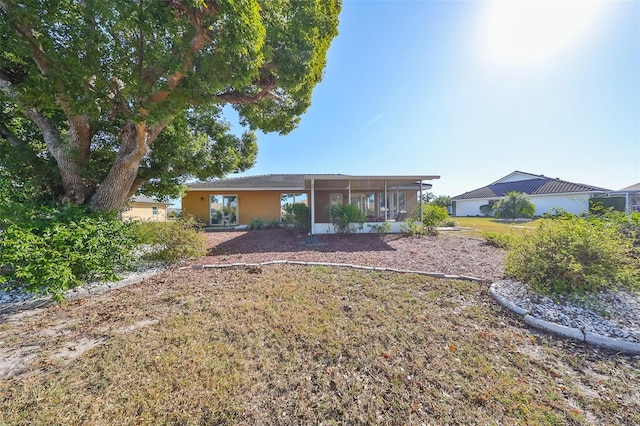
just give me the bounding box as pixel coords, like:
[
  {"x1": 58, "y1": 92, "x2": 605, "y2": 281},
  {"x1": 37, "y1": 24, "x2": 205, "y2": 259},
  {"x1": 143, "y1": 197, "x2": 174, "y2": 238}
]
[{"x1": 490, "y1": 282, "x2": 640, "y2": 355}]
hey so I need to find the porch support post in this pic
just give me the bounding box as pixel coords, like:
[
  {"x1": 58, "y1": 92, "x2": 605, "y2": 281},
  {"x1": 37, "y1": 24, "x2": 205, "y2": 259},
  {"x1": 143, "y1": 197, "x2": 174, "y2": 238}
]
[
  {"x1": 311, "y1": 178, "x2": 316, "y2": 235},
  {"x1": 396, "y1": 186, "x2": 400, "y2": 219},
  {"x1": 384, "y1": 180, "x2": 388, "y2": 221},
  {"x1": 626, "y1": 192, "x2": 630, "y2": 213},
  {"x1": 348, "y1": 180, "x2": 351, "y2": 205},
  {"x1": 419, "y1": 180, "x2": 424, "y2": 223}
]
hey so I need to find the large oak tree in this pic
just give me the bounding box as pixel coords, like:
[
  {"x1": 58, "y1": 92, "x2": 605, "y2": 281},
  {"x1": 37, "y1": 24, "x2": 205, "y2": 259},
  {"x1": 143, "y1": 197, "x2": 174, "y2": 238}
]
[{"x1": 0, "y1": 0, "x2": 340, "y2": 211}]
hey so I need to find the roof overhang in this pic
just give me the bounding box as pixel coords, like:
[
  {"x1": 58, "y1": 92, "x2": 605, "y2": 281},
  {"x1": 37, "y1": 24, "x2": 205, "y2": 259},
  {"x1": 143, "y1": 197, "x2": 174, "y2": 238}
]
[
  {"x1": 186, "y1": 186, "x2": 304, "y2": 192},
  {"x1": 303, "y1": 175, "x2": 439, "y2": 191}
]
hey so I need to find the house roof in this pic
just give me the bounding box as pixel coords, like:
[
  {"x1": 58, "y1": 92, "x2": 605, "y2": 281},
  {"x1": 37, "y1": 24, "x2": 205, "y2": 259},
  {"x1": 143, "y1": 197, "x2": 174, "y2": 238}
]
[
  {"x1": 619, "y1": 182, "x2": 640, "y2": 192},
  {"x1": 452, "y1": 171, "x2": 609, "y2": 200},
  {"x1": 130, "y1": 195, "x2": 170, "y2": 205},
  {"x1": 187, "y1": 174, "x2": 306, "y2": 190},
  {"x1": 186, "y1": 174, "x2": 439, "y2": 192}
]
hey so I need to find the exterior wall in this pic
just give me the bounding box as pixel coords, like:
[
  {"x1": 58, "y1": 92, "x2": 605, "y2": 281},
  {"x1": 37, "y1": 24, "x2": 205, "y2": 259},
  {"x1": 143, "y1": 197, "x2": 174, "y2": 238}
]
[
  {"x1": 183, "y1": 190, "x2": 304, "y2": 225},
  {"x1": 184, "y1": 188, "x2": 421, "y2": 227},
  {"x1": 453, "y1": 194, "x2": 593, "y2": 217},
  {"x1": 453, "y1": 199, "x2": 496, "y2": 217},
  {"x1": 314, "y1": 221, "x2": 405, "y2": 234},
  {"x1": 529, "y1": 194, "x2": 591, "y2": 216},
  {"x1": 122, "y1": 202, "x2": 168, "y2": 222}
]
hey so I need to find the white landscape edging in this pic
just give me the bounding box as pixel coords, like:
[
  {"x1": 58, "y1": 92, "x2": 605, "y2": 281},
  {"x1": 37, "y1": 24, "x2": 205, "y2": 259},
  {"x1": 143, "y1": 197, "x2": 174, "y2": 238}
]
[{"x1": 490, "y1": 282, "x2": 640, "y2": 355}]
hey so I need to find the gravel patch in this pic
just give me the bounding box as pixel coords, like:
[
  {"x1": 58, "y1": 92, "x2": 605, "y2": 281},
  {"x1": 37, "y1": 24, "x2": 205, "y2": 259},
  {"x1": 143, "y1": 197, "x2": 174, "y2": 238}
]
[{"x1": 493, "y1": 279, "x2": 640, "y2": 343}]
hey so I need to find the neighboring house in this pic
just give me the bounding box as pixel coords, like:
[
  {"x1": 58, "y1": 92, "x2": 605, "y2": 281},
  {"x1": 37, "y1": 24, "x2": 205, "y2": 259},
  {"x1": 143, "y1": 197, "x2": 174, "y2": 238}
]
[
  {"x1": 182, "y1": 174, "x2": 439, "y2": 234},
  {"x1": 451, "y1": 171, "x2": 609, "y2": 217},
  {"x1": 121, "y1": 195, "x2": 170, "y2": 222},
  {"x1": 602, "y1": 183, "x2": 640, "y2": 213}
]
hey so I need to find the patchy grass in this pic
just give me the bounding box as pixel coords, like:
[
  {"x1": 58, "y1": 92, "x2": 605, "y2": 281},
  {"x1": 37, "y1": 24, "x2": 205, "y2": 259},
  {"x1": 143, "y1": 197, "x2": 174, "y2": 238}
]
[
  {"x1": 452, "y1": 217, "x2": 538, "y2": 238},
  {"x1": 0, "y1": 265, "x2": 638, "y2": 424}
]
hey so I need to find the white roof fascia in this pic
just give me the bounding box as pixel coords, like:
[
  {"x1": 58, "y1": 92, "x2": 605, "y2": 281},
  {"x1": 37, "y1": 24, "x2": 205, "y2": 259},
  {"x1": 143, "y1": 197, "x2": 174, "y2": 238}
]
[{"x1": 186, "y1": 186, "x2": 306, "y2": 192}]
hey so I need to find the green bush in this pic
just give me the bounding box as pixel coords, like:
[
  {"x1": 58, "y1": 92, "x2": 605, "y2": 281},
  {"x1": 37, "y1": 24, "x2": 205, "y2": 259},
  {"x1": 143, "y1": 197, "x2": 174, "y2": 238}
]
[
  {"x1": 505, "y1": 217, "x2": 639, "y2": 295},
  {"x1": 133, "y1": 216, "x2": 207, "y2": 263},
  {"x1": 367, "y1": 221, "x2": 391, "y2": 234},
  {"x1": 283, "y1": 203, "x2": 311, "y2": 234},
  {"x1": 411, "y1": 203, "x2": 449, "y2": 233},
  {"x1": 494, "y1": 191, "x2": 535, "y2": 219},
  {"x1": 400, "y1": 217, "x2": 428, "y2": 236},
  {"x1": 269, "y1": 219, "x2": 281, "y2": 229},
  {"x1": 0, "y1": 207, "x2": 137, "y2": 301},
  {"x1": 482, "y1": 231, "x2": 519, "y2": 249},
  {"x1": 329, "y1": 204, "x2": 365, "y2": 234},
  {"x1": 479, "y1": 204, "x2": 494, "y2": 217},
  {"x1": 248, "y1": 218, "x2": 265, "y2": 230}
]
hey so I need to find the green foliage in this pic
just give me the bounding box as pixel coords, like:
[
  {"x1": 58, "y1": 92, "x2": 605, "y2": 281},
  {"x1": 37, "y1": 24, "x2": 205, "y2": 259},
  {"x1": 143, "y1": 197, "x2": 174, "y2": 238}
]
[
  {"x1": 133, "y1": 216, "x2": 206, "y2": 263},
  {"x1": 248, "y1": 218, "x2": 265, "y2": 230},
  {"x1": 590, "y1": 196, "x2": 626, "y2": 213},
  {"x1": 494, "y1": 191, "x2": 535, "y2": 219},
  {"x1": 505, "y1": 217, "x2": 639, "y2": 295},
  {"x1": 329, "y1": 204, "x2": 365, "y2": 234},
  {"x1": 482, "y1": 232, "x2": 519, "y2": 249},
  {"x1": 0, "y1": 198, "x2": 136, "y2": 301},
  {"x1": 269, "y1": 219, "x2": 281, "y2": 229},
  {"x1": 431, "y1": 195, "x2": 452, "y2": 209},
  {"x1": 542, "y1": 207, "x2": 576, "y2": 220},
  {"x1": 411, "y1": 203, "x2": 449, "y2": 233},
  {"x1": 367, "y1": 222, "x2": 391, "y2": 234},
  {"x1": 479, "y1": 204, "x2": 494, "y2": 217},
  {"x1": 400, "y1": 217, "x2": 429, "y2": 236},
  {"x1": 0, "y1": 1, "x2": 341, "y2": 210},
  {"x1": 283, "y1": 203, "x2": 311, "y2": 234}
]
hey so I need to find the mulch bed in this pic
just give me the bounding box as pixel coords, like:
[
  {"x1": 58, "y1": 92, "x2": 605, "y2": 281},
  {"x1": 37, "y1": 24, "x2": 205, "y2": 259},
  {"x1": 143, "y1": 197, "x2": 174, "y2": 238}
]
[{"x1": 198, "y1": 228, "x2": 506, "y2": 283}]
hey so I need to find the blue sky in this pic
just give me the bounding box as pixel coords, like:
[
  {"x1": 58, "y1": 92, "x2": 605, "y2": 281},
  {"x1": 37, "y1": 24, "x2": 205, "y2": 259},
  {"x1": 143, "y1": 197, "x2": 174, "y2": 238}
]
[{"x1": 223, "y1": 0, "x2": 639, "y2": 200}]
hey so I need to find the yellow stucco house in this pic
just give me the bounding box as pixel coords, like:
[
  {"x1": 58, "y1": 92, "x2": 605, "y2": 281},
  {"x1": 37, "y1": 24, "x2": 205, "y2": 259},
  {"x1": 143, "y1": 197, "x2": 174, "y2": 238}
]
[
  {"x1": 121, "y1": 195, "x2": 170, "y2": 222},
  {"x1": 182, "y1": 174, "x2": 439, "y2": 234}
]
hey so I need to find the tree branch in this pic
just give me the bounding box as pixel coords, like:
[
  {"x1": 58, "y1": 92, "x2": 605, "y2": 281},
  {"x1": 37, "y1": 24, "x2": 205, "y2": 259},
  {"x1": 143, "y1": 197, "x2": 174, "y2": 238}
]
[
  {"x1": 145, "y1": 1, "x2": 220, "y2": 106},
  {"x1": 0, "y1": 122, "x2": 21, "y2": 147}
]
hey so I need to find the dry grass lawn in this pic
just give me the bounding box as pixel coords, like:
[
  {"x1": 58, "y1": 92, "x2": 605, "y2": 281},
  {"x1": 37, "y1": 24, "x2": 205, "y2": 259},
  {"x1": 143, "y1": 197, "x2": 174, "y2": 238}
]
[
  {"x1": 0, "y1": 265, "x2": 638, "y2": 425},
  {"x1": 451, "y1": 217, "x2": 538, "y2": 238}
]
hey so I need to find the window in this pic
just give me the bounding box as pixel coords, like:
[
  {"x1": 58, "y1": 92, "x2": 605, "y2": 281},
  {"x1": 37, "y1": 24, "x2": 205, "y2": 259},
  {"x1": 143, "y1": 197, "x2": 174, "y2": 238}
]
[
  {"x1": 350, "y1": 192, "x2": 376, "y2": 218},
  {"x1": 152, "y1": 206, "x2": 158, "y2": 216},
  {"x1": 210, "y1": 195, "x2": 238, "y2": 225},
  {"x1": 280, "y1": 193, "x2": 308, "y2": 221},
  {"x1": 379, "y1": 191, "x2": 406, "y2": 220}
]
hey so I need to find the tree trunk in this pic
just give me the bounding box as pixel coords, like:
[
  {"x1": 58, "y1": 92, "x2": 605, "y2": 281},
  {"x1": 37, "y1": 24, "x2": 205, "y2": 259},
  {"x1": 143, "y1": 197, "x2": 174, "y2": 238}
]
[
  {"x1": 24, "y1": 108, "x2": 92, "y2": 204},
  {"x1": 88, "y1": 121, "x2": 165, "y2": 212}
]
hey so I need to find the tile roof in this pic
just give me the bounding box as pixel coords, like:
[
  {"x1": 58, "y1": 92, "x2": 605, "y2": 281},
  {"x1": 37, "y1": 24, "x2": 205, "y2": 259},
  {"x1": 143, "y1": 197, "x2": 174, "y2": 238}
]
[{"x1": 453, "y1": 174, "x2": 609, "y2": 200}]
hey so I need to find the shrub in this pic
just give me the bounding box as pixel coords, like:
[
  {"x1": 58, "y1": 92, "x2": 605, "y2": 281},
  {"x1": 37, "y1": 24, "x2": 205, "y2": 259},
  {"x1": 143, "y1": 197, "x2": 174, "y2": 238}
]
[
  {"x1": 283, "y1": 203, "x2": 311, "y2": 234},
  {"x1": 367, "y1": 221, "x2": 391, "y2": 234},
  {"x1": 479, "y1": 204, "x2": 494, "y2": 217},
  {"x1": 505, "y1": 217, "x2": 639, "y2": 295},
  {"x1": 329, "y1": 204, "x2": 365, "y2": 234},
  {"x1": 411, "y1": 203, "x2": 449, "y2": 233},
  {"x1": 133, "y1": 216, "x2": 207, "y2": 263},
  {"x1": 494, "y1": 191, "x2": 535, "y2": 219},
  {"x1": 248, "y1": 218, "x2": 265, "y2": 230},
  {"x1": 401, "y1": 217, "x2": 428, "y2": 236},
  {"x1": 269, "y1": 219, "x2": 281, "y2": 229},
  {"x1": 0, "y1": 207, "x2": 137, "y2": 301},
  {"x1": 482, "y1": 231, "x2": 519, "y2": 249}
]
